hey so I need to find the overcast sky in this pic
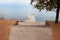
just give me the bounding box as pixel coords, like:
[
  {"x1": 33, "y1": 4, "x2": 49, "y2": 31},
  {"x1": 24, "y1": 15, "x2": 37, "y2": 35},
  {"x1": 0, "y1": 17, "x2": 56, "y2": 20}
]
[{"x1": 0, "y1": 0, "x2": 30, "y2": 5}]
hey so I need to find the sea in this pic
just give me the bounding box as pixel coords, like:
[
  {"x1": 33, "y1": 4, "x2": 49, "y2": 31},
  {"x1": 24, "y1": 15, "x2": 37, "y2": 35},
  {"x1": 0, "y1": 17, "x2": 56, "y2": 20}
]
[{"x1": 0, "y1": 4, "x2": 60, "y2": 22}]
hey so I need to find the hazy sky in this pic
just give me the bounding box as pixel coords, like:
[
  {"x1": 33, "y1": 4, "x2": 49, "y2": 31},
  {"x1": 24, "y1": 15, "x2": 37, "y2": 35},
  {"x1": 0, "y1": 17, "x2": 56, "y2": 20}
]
[
  {"x1": 0, "y1": 0, "x2": 30, "y2": 5},
  {"x1": 0, "y1": 0, "x2": 58, "y2": 21}
]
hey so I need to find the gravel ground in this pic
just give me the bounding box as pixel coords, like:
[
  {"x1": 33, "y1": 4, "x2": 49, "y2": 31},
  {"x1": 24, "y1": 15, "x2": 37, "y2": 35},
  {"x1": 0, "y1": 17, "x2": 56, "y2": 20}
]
[{"x1": 9, "y1": 26, "x2": 53, "y2": 40}]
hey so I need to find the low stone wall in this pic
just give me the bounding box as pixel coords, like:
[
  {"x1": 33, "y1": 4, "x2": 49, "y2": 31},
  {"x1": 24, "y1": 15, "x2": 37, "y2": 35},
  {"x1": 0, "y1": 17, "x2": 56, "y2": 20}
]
[
  {"x1": 0, "y1": 20, "x2": 18, "y2": 40},
  {"x1": 0, "y1": 20, "x2": 18, "y2": 25},
  {"x1": 49, "y1": 22, "x2": 60, "y2": 40},
  {"x1": 0, "y1": 25, "x2": 11, "y2": 40}
]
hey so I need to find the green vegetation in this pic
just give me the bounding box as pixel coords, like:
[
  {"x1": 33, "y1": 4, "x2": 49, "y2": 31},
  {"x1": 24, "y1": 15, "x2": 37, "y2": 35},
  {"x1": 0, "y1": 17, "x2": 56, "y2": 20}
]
[{"x1": 30, "y1": 0, "x2": 60, "y2": 23}]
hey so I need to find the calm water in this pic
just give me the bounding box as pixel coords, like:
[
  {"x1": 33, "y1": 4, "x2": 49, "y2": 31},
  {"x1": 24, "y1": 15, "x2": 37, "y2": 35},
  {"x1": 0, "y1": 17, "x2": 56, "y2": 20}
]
[{"x1": 0, "y1": 4, "x2": 60, "y2": 22}]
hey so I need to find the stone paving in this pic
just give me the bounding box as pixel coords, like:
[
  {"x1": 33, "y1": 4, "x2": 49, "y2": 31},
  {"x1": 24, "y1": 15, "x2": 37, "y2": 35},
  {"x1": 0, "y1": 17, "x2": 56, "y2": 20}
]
[{"x1": 9, "y1": 26, "x2": 53, "y2": 40}]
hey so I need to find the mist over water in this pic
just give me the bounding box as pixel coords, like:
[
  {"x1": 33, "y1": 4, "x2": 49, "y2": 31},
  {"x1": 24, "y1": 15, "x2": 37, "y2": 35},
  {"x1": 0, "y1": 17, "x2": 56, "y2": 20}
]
[{"x1": 0, "y1": 4, "x2": 60, "y2": 22}]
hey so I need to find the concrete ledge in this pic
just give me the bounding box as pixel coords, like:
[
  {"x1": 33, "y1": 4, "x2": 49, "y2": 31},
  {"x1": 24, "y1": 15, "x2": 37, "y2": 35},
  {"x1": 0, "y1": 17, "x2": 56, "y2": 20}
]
[{"x1": 18, "y1": 22, "x2": 45, "y2": 26}]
